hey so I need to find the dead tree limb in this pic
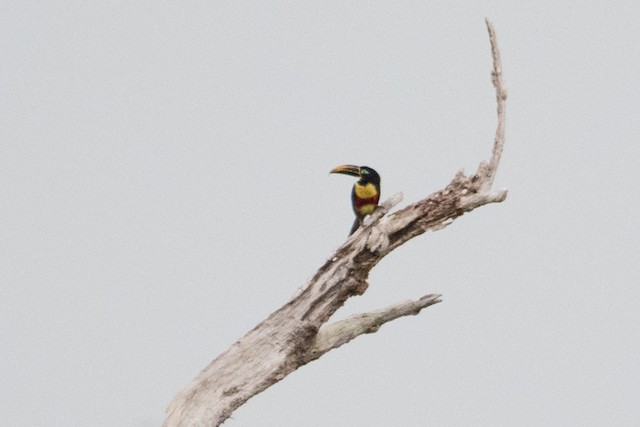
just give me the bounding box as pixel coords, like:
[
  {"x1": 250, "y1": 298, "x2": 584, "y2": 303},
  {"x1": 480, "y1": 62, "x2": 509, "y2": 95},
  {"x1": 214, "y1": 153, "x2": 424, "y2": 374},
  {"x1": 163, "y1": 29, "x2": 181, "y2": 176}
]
[{"x1": 164, "y1": 19, "x2": 507, "y2": 427}]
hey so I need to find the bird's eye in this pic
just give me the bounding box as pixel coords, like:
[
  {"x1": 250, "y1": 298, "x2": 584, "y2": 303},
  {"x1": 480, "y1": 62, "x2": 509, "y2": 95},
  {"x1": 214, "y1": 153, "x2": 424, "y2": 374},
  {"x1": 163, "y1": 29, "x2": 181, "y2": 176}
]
[{"x1": 361, "y1": 169, "x2": 369, "y2": 174}]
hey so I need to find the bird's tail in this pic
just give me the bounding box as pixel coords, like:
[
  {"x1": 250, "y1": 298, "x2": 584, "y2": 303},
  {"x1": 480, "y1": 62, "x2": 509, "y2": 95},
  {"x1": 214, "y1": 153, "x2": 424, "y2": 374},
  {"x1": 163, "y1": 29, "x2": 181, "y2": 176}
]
[{"x1": 348, "y1": 218, "x2": 360, "y2": 236}]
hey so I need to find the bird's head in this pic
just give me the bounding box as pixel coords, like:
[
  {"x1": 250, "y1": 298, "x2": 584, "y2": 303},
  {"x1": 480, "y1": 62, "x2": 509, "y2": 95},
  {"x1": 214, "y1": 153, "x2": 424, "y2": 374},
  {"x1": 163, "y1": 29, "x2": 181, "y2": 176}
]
[{"x1": 329, "y1": 165, "x2": 380, "y2": 185}]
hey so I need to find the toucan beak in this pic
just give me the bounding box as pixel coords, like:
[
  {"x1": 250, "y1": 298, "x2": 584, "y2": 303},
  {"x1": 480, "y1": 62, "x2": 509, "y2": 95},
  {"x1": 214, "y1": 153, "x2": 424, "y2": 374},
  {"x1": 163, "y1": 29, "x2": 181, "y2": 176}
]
[{"x1": 329, "y1": 164, "x2": 361, "y2": 177}]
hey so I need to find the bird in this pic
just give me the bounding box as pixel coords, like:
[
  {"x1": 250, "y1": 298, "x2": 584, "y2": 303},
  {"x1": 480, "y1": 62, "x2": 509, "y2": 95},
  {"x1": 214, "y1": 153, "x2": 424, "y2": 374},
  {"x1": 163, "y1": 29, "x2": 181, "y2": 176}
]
[{"x1": 330, "y1": 164, "x2": 381, "y2": 235}]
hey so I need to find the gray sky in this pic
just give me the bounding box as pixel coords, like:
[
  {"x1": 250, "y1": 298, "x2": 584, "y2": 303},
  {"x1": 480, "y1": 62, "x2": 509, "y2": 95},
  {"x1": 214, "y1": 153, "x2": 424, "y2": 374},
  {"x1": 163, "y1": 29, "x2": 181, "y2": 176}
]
[{"x1": 2, "y1": 2, "x2": 639, "y2": 426}]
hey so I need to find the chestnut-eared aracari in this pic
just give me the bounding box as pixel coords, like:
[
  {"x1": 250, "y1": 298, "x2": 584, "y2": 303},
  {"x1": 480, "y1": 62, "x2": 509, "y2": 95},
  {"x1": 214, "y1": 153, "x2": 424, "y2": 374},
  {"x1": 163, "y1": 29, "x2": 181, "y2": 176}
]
[{"x1": 330, "y1": 165, "x2": 381, "y2": 235}]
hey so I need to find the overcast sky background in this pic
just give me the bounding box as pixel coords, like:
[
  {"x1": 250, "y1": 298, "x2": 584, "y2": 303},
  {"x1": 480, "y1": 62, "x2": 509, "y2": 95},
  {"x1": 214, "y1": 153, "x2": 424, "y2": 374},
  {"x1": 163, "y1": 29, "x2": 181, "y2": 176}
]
[{"x1": 2, "y1": 1, "x2": 639, "y2": 426}]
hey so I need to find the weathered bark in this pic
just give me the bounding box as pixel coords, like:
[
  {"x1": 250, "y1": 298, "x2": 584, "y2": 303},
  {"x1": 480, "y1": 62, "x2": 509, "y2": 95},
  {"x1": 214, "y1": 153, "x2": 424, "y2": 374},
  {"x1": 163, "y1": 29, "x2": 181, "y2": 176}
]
[{"x1": 164, "y1": 19, "x2": 507, "y2": 427}]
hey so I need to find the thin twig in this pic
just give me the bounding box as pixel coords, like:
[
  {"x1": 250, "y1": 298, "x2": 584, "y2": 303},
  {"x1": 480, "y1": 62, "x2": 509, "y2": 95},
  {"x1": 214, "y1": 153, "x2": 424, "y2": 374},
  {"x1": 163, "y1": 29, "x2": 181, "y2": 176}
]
[{"x1": 484, "y1": 18, "x2": 507, "y2": 188}]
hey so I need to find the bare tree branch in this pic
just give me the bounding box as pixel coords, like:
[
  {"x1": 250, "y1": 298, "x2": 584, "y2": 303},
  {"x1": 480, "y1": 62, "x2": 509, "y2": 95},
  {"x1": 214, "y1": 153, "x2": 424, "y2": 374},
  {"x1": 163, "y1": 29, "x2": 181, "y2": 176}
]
[
  {"x1": 310, "y1": 294, "x2": 443, "y2": 358},
  {"x1": 485, "y1": 18, "x2": 507, "y2": 189},
  {"x1": 164, "y1": 20, "x2": 507, "y2": 427}
]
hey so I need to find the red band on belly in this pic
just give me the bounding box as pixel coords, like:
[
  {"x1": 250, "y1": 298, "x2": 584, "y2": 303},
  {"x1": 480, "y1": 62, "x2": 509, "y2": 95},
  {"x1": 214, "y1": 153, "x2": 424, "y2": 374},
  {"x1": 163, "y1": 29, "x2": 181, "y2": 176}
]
[{"x1": 355, "y1": 196, "x2": 379, "y2": 209}]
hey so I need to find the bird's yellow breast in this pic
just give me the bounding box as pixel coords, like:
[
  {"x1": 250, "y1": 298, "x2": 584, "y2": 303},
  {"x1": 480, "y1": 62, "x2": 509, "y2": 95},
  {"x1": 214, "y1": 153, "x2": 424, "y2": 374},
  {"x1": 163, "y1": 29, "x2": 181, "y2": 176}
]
[
  {"x1": 354, "y1": 182, "x2": 378, "y2": 199},
  {"x1": 358, "y1": 204, "x2": 377, "y2": 215}
]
